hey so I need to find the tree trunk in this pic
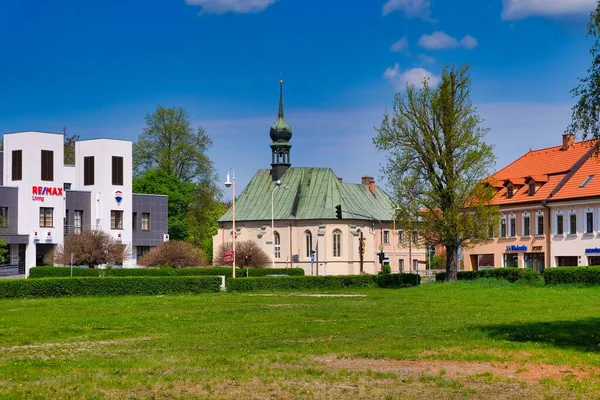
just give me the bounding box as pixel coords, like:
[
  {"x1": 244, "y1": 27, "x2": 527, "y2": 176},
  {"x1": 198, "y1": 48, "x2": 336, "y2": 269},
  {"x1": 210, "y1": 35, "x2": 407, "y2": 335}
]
[{"x1": 445, "y1": 244, "x2": 459, "y2": 281}]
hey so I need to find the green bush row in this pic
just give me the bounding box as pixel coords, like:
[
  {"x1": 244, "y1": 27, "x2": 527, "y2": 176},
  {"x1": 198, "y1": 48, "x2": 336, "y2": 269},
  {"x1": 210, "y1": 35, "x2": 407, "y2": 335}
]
[
  {"x1": 0, "y1": 276, "x2": 222, "y2": 299},
  {"x1": 29, "y1": 266, "x2": 305, "y2": 279},
  {"x1": 226, "y1": 273, "x2": 420, "y2": 292},
  {"x1": 435, "y1": 268, "x2": 542, "y2": 284},
  {"x1": 543, "y1": 266, "x2": 600, "y2": 285}
]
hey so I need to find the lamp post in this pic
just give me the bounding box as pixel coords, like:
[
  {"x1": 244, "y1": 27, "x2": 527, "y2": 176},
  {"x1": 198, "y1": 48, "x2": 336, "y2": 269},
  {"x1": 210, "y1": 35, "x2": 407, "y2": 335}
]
[
  {"x1": 271, "y1": 180, "x2": 288, "y2": 268},
  {"x1": 225, "y1": 169, "x2": 236, "y2": 279}
]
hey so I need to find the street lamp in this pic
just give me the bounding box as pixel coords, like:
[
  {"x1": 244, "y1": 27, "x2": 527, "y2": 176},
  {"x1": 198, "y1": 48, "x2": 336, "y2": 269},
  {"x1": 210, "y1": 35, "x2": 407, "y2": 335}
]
[
  {"x1": 225, "y1": 169, "x2": 236, "y2": 279},
  {"x1": 271, "y1": 180, "x2": 288, "y2": 268}
]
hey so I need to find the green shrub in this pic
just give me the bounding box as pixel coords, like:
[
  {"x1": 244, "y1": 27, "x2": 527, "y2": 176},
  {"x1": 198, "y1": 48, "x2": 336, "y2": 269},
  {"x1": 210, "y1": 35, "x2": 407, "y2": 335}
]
[
  {"x1": 0, "y1": 276, "x2": 222, "y2": 299},
  {"x1": 543, "y1": 266, "x2": 600, "y2": 285},
  {"x1": 376, "y1": 273, "x2": 420, "y2": 288},
  {"x1": 29, "y1": 266, "x2": 305, "y2": 279},
  {"x1": 435, "y1": 268, "x2": 542, "y2": 284},
  {"x1": 378, "y1": 265, "x2": 392, "y2": 275},
  {"x1": 226, "y1": 275, "x2": 376, "y2": 292},
  {"x1": 29, "y1": 266, "x2": 101, "y2": 278}
]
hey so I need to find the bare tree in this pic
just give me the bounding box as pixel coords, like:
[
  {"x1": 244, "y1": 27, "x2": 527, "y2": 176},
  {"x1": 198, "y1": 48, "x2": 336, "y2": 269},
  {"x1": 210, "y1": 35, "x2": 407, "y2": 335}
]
[
  {"x1": 48, "y1": 230, "x2": 131, "y2": 268},
  {"x1": 217, "y1": 240, "x2": 270, "y2": 268}
]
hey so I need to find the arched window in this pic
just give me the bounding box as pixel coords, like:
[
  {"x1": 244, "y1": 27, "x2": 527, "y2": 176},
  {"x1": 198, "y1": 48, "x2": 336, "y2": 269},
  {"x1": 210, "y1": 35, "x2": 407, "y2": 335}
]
[
  {"x1": 333, "y1": 230, "x2": 342, "y2": 257},
  {"x1": 274, "y1": 231, "x2": 281, "y2": 259},
  {"x1": 305, "y1": 230, "x2": 313, "y2": 257}
]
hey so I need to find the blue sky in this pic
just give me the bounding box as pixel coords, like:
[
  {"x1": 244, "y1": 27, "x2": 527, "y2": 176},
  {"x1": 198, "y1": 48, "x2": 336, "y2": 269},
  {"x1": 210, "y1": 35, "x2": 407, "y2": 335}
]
[{"x1": 0, "y1": 0, "x2": 596, "y2": 198}]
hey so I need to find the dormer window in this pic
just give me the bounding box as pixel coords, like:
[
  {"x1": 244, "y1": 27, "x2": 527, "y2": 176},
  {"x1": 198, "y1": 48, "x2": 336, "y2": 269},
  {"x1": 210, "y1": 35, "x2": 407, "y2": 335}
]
[
  {"x1": 529, "y1": 182, "x2": 536, "y2": 196},
  {"x1": 507, "y1": 184, "x2": 514, "y2": 198}
]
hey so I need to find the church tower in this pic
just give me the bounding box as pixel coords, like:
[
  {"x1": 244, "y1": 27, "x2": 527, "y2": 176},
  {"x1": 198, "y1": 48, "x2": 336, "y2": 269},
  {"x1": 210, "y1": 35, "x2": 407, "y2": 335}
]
[{"x1": 270, "y1": 79, "x2": 292, "y2": 181}]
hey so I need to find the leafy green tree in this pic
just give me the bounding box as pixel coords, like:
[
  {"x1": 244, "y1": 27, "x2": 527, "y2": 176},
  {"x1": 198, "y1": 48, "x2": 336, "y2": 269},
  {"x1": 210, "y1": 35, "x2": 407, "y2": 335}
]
[
  {"x1": 133, "y1": 169, "x2": 196, "y2": 241},
  {"x1": 0, "y1": 239, "x2": 7, "y2": 264},
  {"x1": 374, "y1": 64, "x2": 498, "y2": 281},
  {"x1": 570, "y1": 2, "x2": 600, "y2": 139},
  {"x1": 134, "y1": 106, "x2": 215, "y2": 183}
]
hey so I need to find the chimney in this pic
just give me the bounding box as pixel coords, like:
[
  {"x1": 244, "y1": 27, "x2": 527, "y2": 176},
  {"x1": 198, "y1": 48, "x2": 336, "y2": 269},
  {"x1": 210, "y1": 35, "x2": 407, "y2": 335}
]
[
  {"x1": 562, "y1": 133, "x2": 575, "y2": 151},
  {"x1": 337, "y1": 177, "x2": 343, "y2": 183},
  {"x1": 369, "y1": 179, "x2": 376, "y2": 195},
  {"x1": 361, "y1": 176, "x2": 374, "y2": 186}
]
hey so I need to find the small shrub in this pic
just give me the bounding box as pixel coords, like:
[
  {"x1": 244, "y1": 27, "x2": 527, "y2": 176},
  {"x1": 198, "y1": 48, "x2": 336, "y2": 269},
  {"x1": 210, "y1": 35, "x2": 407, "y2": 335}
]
[
  {"x1": 216, "y1": 241, "x2": 270, "y2": 267},
  {"x1": 376, "y1": 273, "x2": 420, "y2": 288},
  {"x1": 378, "y1": 265, "x2": 392, "y2": 275},
  {"x1": 138, "y1": 241, "x2": 206, "y2": 268},
  {"x1": 0, "y1": 276, "x2": 221, "y2": 298},
  {"x1": 543, "y1": 266, "x2": 600, "y2": 285},
  {"x1": 226, "y1": 275, "x2": 376, "y2": 292}
]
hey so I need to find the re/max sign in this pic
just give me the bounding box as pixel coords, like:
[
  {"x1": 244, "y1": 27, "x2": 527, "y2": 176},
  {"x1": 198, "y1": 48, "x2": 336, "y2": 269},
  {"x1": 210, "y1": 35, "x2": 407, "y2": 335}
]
[{"x1": 32, "y1": 186, "x2": 63, "y2": 202}]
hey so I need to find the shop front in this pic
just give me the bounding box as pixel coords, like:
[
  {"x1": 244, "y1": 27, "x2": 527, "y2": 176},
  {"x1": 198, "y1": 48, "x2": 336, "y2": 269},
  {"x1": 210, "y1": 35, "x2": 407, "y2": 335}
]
[{"x1": 586, "y1": 248, "x2": 600, "y2": 266}]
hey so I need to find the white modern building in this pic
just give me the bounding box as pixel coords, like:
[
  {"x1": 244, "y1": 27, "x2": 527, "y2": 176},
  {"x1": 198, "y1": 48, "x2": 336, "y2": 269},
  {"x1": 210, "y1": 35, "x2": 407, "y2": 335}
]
[{"x1": 0, "y1": 131, "x2": 168, "y2": 276}]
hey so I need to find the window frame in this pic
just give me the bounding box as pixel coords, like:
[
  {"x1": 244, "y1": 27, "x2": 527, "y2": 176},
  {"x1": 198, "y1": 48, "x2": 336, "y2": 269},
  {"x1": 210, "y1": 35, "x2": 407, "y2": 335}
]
[
  {"x1": 11, "y1": 150, "x2": 22, "y2": 181},
  {"x1": 536, "y1": 210, "x2": 544, "y2": 236},
  {"x1": 507, "y1": 184, "x2": 514, "y2": 198},
  {"x1": 568, "y1": 209, "x2": 577, "y2": 235},
  {"x1": 585, "y1": 207, "x2": 594, "y2": 234},
  {"x1": 41, "y1": 150, "x2": 54, "y2": 181},
  {"x1": 274, "y1": 231, "x2": 281, "y2": 258},
  {"x1": 509, "y1": 213, "x2": 517, "y2": 237},
  {"x1": 333, "y1": 229, "x2": 342, "y2": 257},
  {"x1": 397, "y1": 229, "x2": 404, "y2": 244},
  {"x1": 112, "y1": 156, "x2": 124, "y2": 186},
  {"x1": 39, "y1": 207, "x2": 54, "y2": 228},
  {"x1": 556, "y1": 209, "x2": 564, "y2": 235},
  {"x1": 529, "y1": 182, "x2": 536, "y2": 196},
  {"x1": 132, "y1": 212, "x2": 138, "y2": 231},
  {"x1": 382, "y1": 230, "x2": 390, "y2": 245},
  {"x1": 0, "y1": 207, "x2": 8, "y2": 228},
  {"x1": 111, "y1": 210, "x2": 124, "y2": 230},
  {"x1": 141, "y1": 213, "x2": 150, "y2": 231},
  {"x1": 500, "y1": 214, "x2": 507, "y2": 237},
  {"x1": 74, "y1": 210, "x2": 83, "y2": 234},
  {"x1": 522, "y1": 211, "x2": 530, "y2": 237},
  {"x1": 84, "y1": 156, "x2": 95, "y2": 186},
  {"x1": 305, "y1": 230, "x2": 313, "y2": 258}
]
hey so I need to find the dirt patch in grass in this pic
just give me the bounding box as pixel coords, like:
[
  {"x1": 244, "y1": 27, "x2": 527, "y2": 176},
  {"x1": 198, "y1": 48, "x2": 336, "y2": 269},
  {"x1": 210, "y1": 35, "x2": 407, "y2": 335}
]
[{"x1": 314, "y1": 355, "x2": 598, "y2": 382}]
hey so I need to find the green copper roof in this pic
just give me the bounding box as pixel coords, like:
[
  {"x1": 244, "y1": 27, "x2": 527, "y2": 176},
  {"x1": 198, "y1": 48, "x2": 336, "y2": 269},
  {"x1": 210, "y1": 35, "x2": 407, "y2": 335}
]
[{"x1": 218, "y1": 168, "x2": 394, "y2": 222}]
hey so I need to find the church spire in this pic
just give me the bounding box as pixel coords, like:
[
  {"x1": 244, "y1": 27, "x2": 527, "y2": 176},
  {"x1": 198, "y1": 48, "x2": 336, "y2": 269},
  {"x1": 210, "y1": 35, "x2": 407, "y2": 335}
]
[
  {"x1": 270, "y1": 78, "x2": 293, "y2": 181},
  {"x1": 278, "y1": 79, "x2": 284, "y2": 119}
]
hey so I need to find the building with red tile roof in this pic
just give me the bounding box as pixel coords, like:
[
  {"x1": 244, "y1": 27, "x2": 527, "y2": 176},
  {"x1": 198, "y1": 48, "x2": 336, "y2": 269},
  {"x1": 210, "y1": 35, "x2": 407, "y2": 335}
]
[{"x1": 464, "y1": 134, "x2": 600, "y2": 271}]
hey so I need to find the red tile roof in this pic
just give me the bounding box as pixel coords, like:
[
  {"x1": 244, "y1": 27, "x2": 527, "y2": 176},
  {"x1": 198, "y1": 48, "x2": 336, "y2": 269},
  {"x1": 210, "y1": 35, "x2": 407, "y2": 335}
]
[
  {"x1": 489, "y1": 139, "x2": 597, "y2": 205},
  {"x1": 552, "y1": 155, "x2": 600, "y2": 200}
]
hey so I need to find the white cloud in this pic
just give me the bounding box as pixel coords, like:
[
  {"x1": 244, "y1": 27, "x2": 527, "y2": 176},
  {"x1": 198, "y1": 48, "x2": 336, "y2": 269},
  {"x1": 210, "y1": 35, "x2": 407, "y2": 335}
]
[
  {"x1": 184, "y1": 0, "x2": 276, "y2": 15},
  {"x1": 383, "y1": 63, "x2": 440, "y2": 90},
  {"x1": 382, "y1": 0, "x2": 432, "y2": 20},
  {"x1": 418, "y1": 31, "x2": 458, "y2": 50},
  {"x1": 390, "y1": 37, "x2": 409, "y2": 53},
  {"x1": 417, "y1": 53, "x2": 436, "y2": 65},
  {"x1": 460, "y1": 34, "x2": 478, "y2": 49},
  {"x1": 501, "y1": 0, "x2": 596, "y2": 20},
  {"x1": 418, "y1": 31, "x2": 478, "y2": 50}
]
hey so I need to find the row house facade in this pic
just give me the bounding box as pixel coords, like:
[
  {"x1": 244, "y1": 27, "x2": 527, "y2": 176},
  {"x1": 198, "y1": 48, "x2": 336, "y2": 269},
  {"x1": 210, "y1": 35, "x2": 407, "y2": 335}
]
[{"x1": 465, "y1": 134, "x2": 600, "y2": 272}]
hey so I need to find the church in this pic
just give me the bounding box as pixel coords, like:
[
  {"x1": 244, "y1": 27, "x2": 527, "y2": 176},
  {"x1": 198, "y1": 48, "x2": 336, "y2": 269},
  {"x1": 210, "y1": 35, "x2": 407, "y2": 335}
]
[{"x1": 212, "y1": 81, "x2": 426, "y2": 275}]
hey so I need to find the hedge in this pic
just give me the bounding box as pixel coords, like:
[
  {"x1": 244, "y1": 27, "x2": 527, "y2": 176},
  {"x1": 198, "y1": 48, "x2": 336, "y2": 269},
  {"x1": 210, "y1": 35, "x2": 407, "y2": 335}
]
[
  {"x1": 29, "y1": 266, "x2": 305, "y2": 279},
  {"x1": 376, "y1": 273, "x2": 420, "y2": 288},
  {"x1": 435, "y1": 268, "x2": 542, "y2": 284},
  {"x1": 0, "y1": 276, "x2": 222, "y2": 299},
  {"x1": 226, "y1": 273, "x2": 420, "y2": 292},
  {"x1": 543, "y1": 266, "x2": 600, "y2": 285},
  {"x1": 226, "y1": 275, "x2": 376, "y2": 292}
]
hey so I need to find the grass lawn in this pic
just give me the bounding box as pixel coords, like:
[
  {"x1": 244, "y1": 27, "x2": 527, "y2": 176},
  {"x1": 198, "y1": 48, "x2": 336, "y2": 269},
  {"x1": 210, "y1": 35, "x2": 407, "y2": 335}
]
[{"x1": 1, "y1": 280, "x2": 600, "y2": 399}]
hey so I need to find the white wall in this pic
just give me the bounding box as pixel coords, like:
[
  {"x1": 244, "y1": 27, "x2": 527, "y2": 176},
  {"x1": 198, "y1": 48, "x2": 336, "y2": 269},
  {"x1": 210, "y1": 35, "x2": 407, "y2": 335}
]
[{"x1": 550, "y1": 201, "x2": 600, "y2": 267}]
